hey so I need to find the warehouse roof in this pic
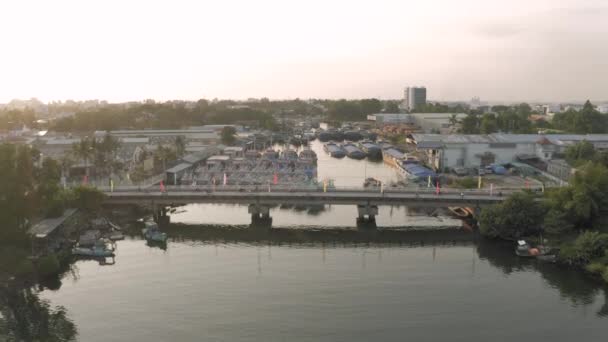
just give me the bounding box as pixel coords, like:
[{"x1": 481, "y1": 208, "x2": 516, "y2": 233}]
[{"x1": 28, "y1": 208, "x2": 78, "y2": 239}]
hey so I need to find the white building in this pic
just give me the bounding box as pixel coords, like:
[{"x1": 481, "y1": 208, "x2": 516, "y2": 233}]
[
  {"x1": 410, "y1": 133, "x2": 608, "y2": 171},
  {"x1": 402, "y1": 87, "x2": 426, "y2": 111}
]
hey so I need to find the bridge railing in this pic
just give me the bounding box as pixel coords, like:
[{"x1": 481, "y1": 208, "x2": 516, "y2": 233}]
[{"x1": 98, "y1": 183, "x2": 545, "y2": 197}]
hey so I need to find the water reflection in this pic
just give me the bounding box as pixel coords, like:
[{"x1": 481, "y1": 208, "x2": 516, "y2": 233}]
[
  {"x1": 0, "y1": 286, "x2": 77, "y2": 341},
  {"x1": 477, "y1": 238, "x2": 608, "y2": 317}
]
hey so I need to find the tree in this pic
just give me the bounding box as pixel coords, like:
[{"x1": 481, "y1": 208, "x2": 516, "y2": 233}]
[
  {"x1": 480, "y1": 113, "x2": 498, "y2": 134},
  {"x1": 221, "y1": 126, "x2": 237, "y2": 145},
  {"x1": 70, "y1": 186, "x2": 105, "y2": 213},
  {"x1": 175, "y1": 136, "x2": 186, "y2": 157},
  {"x1": 479, "y1": 192, "x2": 545, "y2": 239},
  {"x1": 383, "y1": 101, "x2": 400, "y2": 113},
  {"x1": 71, "y1": 138, "x2": 93, "y2": 178},
  {"x1": 565, "y1": 140, "x2": 596, "y2": 166},
  {"x1": 459, "y1": 113, "x2": 480, "y2": 134}
]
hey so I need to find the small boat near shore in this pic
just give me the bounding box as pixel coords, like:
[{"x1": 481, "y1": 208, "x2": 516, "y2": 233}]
[
  {"x1": 448, "y1": 207, "x2": 471, "y2": 218},
  {"x1": 515, "y1": 240, "x2": 556, "y2": 260},
  {"x1": 142, "y1": 222, "x2": 168, "y2": 242},
  {"x1": 72, "y1": 238, "x2": 116, "y2": 257}
]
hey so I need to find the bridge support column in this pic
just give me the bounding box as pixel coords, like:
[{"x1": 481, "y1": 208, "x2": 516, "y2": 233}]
[
  {"x1": 153, "y1": 205, "x2": 170, "y2": 227},
  {"x1": 248, "y1": 204, "x2": 272, "y2": 229},
  {"x1": 356, "y1": 205, "x2": 378, "y2": 230}
]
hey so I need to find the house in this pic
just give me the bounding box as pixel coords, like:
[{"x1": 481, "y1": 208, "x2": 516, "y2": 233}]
[
  {"x1": 410, "y1": 133, "x2": 608, "y2": 172},
  {"x1": 28, "y1": 209, "x2": 79, "y2": 254}
]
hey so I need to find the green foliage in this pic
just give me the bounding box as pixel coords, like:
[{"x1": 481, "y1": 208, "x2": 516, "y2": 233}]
[
  {"x1": 479, "y1": 192, "x2": 545, "y2": 239},
  {"x1": 15, "y1": 259, "x2": 36, "y2": 277},
  {"x1": 573, "y1": 231, "x2": 608, "y2": 263},
  {"x1": 565, "y1": 140, "x2": 596, "y2": 166},
  {"x1": 544, "y1": 163, "x2": 608, "y2": 230},
  {"x1": 37, "y1": 254, "x2": 61, "y2": 277},
  {"x1": 220, "y1": 126, "x2": 237, "y2": 145},
  {"x1": 603, "y1": 268, "x2": 608, "y2": 283},
  {"x1": 70, "y1": 186, "x2": 105, "y2": 213},
  {"x1": 552, "y1": 100, "x2": 608, "y2": 134},
  {"x1": 452, "y1": 177, "x2": 477, "y2": 189},
  {"x1": 585, "y1": 262, "x2": 606, "y2": 274},
  {"x1": 459, "y1": 113, "x2": 479, "y2": 133},
  {"x1": 0, "y1": 144, "x2": 36, "y2": 243},
  {"x1": 326, "y1": 99, "x2": 382, "y2": 121},
  {"x1": 543, "y1": 209, "x2": 574, "y2": 235}
]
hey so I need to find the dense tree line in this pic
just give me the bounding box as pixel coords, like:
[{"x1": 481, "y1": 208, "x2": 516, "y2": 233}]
[{"x1": 479, "y1": 160, "x2": 608, "y2": 284}]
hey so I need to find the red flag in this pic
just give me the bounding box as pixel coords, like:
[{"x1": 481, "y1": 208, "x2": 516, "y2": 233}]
[
  {"x1": 273, "y1": 173, "x2": 278, "y2": 185},
  {"x1": 160, "y1": 180, "x2": 165, "y2": 192},
  {"x1": 435, "y1": 180, "x2": 440, "y2": 195}
]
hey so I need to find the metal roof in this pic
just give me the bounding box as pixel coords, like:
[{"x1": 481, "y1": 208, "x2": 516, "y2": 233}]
[
  {"x1": 28, "y1": 208, "x2": 78, "y2": 238},
  {"x1": 412, "y1": 133, "x2": 608, "y2": 146},
  {"x1": 166, "y1": 163, "x2": 192, "y2": 173}
]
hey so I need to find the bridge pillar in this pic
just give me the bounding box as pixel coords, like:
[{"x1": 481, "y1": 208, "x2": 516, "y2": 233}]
[
  {"x1": 356, "y1": 205, "x2": 378, "y2": 230},
  {"x1": 248, "y1": 204, "x2": 272, "y2": 229},
  {"x1": 153, "y1": 205, "x2": 170, "y2": 227}
]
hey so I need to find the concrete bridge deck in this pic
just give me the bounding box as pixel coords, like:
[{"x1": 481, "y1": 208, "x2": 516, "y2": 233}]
[{"x1": 102, "y1": 185, "x2": 520, "y2": 208}]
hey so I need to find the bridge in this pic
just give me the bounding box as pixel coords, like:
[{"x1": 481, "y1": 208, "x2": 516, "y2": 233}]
[{"x1": 100, "y1": 184, "x2": 529, "y2": 228}]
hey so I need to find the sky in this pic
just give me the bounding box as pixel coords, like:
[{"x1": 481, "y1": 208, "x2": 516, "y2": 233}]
[{"x1": 0, "y1": 0, "x2": 607, "y2": 103}]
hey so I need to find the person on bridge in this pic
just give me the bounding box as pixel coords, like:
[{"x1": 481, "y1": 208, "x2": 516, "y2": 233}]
[{"x1": 460, "y1": 192, "x2": 464, "y2": 199}]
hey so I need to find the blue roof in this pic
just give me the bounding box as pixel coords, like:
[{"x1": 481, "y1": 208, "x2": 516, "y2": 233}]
[{"x1": 403, "y1": 163, "x2": 436, "y2": 178}]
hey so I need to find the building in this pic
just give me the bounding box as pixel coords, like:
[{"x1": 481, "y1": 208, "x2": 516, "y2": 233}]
[
  {"x1": 403, "y1": 86, "x2": 426, "y2": 111},
  {"x1": 410, "y1": 133, "x2": 608, "y2": 171},
  {"x1": 28, "y1": 208, "x2": 79, "y2": 253},
  {"x1": 546, "y1": 159, "x2": 574, "y2": 181},
  {"x1": 367, "y1": 113, "x2": 466, "y2": 133}
]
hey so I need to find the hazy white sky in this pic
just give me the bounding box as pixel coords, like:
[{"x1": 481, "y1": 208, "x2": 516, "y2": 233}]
[{"x1": 0, "y1": 0, "x2": 606, "y2": 103}]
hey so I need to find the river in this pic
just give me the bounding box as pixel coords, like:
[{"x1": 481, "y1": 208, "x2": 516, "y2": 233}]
[{"x1": 3, "y1": 140, "x2": 607, "y2": 341}]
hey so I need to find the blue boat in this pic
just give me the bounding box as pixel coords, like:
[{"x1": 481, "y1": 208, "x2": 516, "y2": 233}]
[
  {"x1": 342, "y1": 143, "x2": 366, "y2": 159},
  {"x1": 359, "y1": 141, "x2": 382, "y2": 159},
  {"x1": 323, "y1": 142, "x2": 346, "y2": 158}
]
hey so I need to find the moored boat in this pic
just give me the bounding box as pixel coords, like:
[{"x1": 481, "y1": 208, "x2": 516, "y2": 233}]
[
  {"x1": 323, "y1": 142, "x2": 346, "y2": 158},
  {"x1": 142, "y1": 221, "x2": 168, "y2": 242},
  {"x1": 342, "y1": 143, "x2": 366, "y2": 159},
  {"x1": 359, "y1": 141, "x2": 382, "y2": 159},
  {"x1": 299, "y1": 148, "x2": 317, "y2": 164},
  {"x1": 72, "y1": 238, "x2": 116, "y2": 257},
  {"x1": 448, "y1": 207, "x2": 471, "y2": 218}
]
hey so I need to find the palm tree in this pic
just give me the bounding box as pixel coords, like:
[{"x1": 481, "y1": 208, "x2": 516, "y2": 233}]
[
  {"x1": 71, "y1": 137, "x2": 93, "y2": 178},
  {"x1": 449, "y1": 114, "x2": 459, "y2": 127}
]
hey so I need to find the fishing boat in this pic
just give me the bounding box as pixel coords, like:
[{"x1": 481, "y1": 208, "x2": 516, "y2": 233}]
[
  {"x1": 262, "y1": 149, "x2": 279, "y2": 159},
  {"x1": 342, "y1": 143, "x2": 366, "y2": 159},
  {"x1": 142, "y1": 221, "x2": 168, "y2": 242},
  {"x1": 299, "y1": 148, "x2": 317, "y2": 164},
  {"x1": 343, "y1": 131, "x2": 363, "y2": 142},
  {"x1": 448, "y1": 207, "x2": 471, "y2": 218},
  {"x1": 72, "y1": 238, "x2": 116, "y2": 257},
  {"x1": 281, "y1": 149, "x2": 298, "y2": 160},
  {"x1": 359, "y1": 141, "x2": 382, "y2": 160},
  {"x1": 364, "y1": 177, "x2": 381, "y2": 188},
  {"x1": 515, "y1": 240, "x2": 552, "y2": 258},
  {"x1": 323, "y1": 142, "x2": 346, "y2": 158}
]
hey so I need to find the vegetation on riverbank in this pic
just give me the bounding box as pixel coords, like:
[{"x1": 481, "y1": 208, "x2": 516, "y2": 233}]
[
  {"x1": 0, "y1": 143, "x2": 105, "y2": 283},
  {"x1": 478, "y1": 156, "x2": 608, "y2": 284}
]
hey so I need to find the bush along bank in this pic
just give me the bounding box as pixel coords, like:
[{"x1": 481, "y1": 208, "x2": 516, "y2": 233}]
[{"x1": 477, "y1": 160, "x2": 608, "y2": 285}]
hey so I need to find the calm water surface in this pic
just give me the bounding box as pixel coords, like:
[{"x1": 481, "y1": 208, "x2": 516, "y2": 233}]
[
  {"x1": 7, "y1": 140, "x2": 608, "y2": 341},
  {"x1": 38, "y1": 238, "x2": 608, "y2": 341}
]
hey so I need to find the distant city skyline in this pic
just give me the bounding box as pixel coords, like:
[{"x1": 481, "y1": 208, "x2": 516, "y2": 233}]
[{"x1": 1, "y1": 0, "x2": 607, "y2": 103}]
